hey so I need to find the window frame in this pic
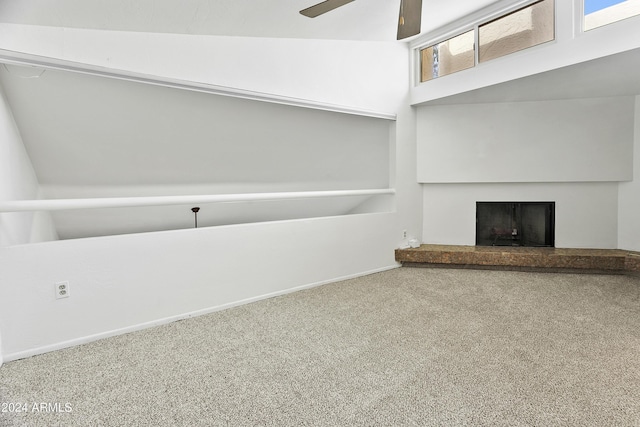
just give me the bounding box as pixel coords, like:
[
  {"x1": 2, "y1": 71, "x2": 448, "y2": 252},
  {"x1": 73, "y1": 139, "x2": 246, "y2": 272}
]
[
  {"x1": 413, "y1": 0, "x2": 557, "y2": 86},
  {"x1": 477, "y1": 0, "x2": 555, "y2": 64},
  {"x1": 418, "y1": 29, "x2": 476, "y2": 82},
  {"x1": 581, "y1": 0, "x2": 640, "y2": 32}
]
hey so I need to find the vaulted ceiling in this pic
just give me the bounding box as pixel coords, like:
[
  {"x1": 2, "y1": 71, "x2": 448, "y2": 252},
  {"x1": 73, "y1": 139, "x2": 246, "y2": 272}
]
[
  {"x1": 2, "y1": 0, "x2": 639, "y2": 240},
  {"x1": 0, "y1": 0, "x2": 501, "y2": 41}
]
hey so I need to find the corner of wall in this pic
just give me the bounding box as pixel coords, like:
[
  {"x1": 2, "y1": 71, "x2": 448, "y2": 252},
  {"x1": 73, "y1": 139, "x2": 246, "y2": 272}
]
[
  {"x1": 617, "y1": 95, "x2": 640, "y2": 251},
  {"x1": 0, "y1": 81, "x2": 58, "y2": 246}
]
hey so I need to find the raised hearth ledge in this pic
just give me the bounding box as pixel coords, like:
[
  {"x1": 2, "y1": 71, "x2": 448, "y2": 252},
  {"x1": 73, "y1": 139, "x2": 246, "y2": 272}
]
[{"x1": 395, "y1": 245, "x2": 640, "y2": 276}]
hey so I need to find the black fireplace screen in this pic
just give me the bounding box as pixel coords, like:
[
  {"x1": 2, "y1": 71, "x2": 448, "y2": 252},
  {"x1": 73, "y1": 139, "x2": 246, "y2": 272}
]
[{"x1": 476, "y1": 202, "x2": 555, "y2": 247}]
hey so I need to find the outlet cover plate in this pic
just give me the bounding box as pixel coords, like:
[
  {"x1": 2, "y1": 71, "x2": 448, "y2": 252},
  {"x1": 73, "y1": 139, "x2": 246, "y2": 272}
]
[{"x1": 55, "y1": 281, "x2": 70, "y2": 299}]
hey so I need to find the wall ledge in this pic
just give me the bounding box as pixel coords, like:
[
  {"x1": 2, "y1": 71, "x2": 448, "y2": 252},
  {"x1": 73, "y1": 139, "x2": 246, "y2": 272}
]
[{"x1": 0, "y1": 48, "x2": 396, "y2": 121}]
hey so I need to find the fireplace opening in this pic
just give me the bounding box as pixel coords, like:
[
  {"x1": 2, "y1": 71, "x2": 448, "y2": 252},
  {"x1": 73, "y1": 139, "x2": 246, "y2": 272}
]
[{"x1": 476, "y1": 202, "x2": 555, "y2": 247}]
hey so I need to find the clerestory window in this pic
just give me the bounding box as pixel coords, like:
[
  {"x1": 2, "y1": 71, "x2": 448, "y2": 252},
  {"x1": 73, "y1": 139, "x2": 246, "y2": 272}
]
[
  {"x1": 419, "y1": 30, "x2": 475, "y2": 82},
  {"x1": 418, "y1": 0, "x2": 555, "y2": 82},
  {"x1": 478, "y1": 0, "x2": 555, "y2": 63},
  {"x1": 583, "y1": 0, "x2": 640, "y2": 31}
]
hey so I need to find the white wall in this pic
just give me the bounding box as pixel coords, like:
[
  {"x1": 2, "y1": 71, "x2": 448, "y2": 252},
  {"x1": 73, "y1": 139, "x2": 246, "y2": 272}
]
[
  {"x1": 411, "y1": 1, "x2": 640, "y2": 104},
  {"x1": 1, "y1": 81, "x2": 58, "y2": 367},
  {"x1": 416, "y1": 96, "x2": 628, "y2": 249},
  {"x1": 411, "y1": 1, "x2": 640, "y2": 251},
  {"x1": 0, "y1": 212, "x2": 397, "y2": 361},
  {"x1": 416, "y1": 97, "x2": 635, "y2": 183},
  {"x1": 0, "y1": 65, "x2": 396, "y2": 239},
  {"x1": 0, "y1": 23, "x2": 424, "y2": 362},
  {"x1": 392, "y1": 102, "x2": 423, "y2": 246},
  {"x1": 422, "y1": 182, "x2": 619, "y2": 248},
  {"x1": 0, "y1": 23, "x2": 417, "y2": 242},
  {"x1": 618, "y1": 96, "x2": 640, "y2": 251},
  {"x1": 0, "y1": 84, "x2": 57, "y2": 246},
  {"x1": 0, "y1": 24, "x2": 408, "y2": 114}
]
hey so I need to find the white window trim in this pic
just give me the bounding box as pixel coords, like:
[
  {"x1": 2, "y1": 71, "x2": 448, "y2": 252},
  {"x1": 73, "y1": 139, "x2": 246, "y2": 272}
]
[{"x1": 412, "y1": 0, "x2": 556, "y2": 87}]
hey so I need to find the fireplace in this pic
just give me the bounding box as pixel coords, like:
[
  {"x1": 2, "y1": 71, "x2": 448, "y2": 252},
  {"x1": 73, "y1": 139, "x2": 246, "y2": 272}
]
[{"x1": 476, "y1": 202, "x2": 555, "y2": 247}]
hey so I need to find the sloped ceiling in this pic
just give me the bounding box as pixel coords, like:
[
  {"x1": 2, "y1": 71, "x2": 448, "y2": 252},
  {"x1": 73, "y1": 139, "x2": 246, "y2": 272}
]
[
  {"x1": 0, "y1": 66, "x2": 390, "y2": 188},
  {"x1": 0, "y1": 0, "x2": 501, "y2": 41},
  {"x1": 0, "y1": 64, "x2": 393, "y2": 239}
]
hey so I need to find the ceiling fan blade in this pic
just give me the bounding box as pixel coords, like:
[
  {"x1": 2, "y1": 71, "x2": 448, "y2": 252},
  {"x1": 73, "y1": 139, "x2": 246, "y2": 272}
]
[
  {"x1": 397, "y1": 0, "x2": 422, "y2": 40},
  {"x1": 300, "y1": 0, "x2": 355, "y2": 18}
]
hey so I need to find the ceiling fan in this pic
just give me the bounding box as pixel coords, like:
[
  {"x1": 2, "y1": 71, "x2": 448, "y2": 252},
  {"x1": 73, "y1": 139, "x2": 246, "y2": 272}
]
[{"x1": 300, "y1": 0, "x2": 422, "y2": 40}]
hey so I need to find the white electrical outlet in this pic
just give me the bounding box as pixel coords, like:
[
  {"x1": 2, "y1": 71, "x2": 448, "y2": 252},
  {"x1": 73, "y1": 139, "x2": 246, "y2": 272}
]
[
  {"x1": 403, "y1": 230, "x2": 407, "y2": 239},
  {"x1": 55, "y1": 281, "x2": 70, "y2": 299}
]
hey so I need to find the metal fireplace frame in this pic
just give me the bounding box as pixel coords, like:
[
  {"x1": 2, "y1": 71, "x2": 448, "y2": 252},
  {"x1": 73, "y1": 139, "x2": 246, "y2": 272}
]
[{"x1": 476, "y1": 201, "x2": 555, "y2": 247}]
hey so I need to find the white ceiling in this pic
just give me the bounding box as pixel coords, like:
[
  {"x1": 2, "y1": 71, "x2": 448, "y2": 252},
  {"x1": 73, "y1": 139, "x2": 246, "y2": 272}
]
[
  {"x1": 0, "y1": 66, "x2": 390, "y2": 188},
  {"x1": 0, "y1": 0, "x2": 501, "y2": 41}
]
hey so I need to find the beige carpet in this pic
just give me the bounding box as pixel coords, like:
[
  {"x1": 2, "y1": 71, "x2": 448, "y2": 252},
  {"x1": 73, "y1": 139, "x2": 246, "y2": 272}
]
[{"x1": 1, "y1": 267, "x2": 640, "y2": 426}]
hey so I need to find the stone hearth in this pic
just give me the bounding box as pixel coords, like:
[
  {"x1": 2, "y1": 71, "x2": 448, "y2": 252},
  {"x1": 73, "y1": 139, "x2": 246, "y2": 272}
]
[{"x1": 396, "y1": 245, "x2": 640, "y2": 276}]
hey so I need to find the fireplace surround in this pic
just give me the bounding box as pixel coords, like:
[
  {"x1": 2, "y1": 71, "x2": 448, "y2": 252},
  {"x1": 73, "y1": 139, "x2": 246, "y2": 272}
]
[{"x1": 476, "y1": 202, "x2": 555, "y2": 247}]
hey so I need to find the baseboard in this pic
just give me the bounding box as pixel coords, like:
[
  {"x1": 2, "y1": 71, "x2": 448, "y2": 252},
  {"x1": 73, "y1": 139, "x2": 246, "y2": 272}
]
[{"x1": 3, "y1": 264, "x2": 400, "y2": 363}]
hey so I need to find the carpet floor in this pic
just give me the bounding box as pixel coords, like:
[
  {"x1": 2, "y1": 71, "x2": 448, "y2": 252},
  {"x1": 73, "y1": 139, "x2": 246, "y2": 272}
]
[{"x1": 1, "y1": 267, "x2": 640, "y2": 426}]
